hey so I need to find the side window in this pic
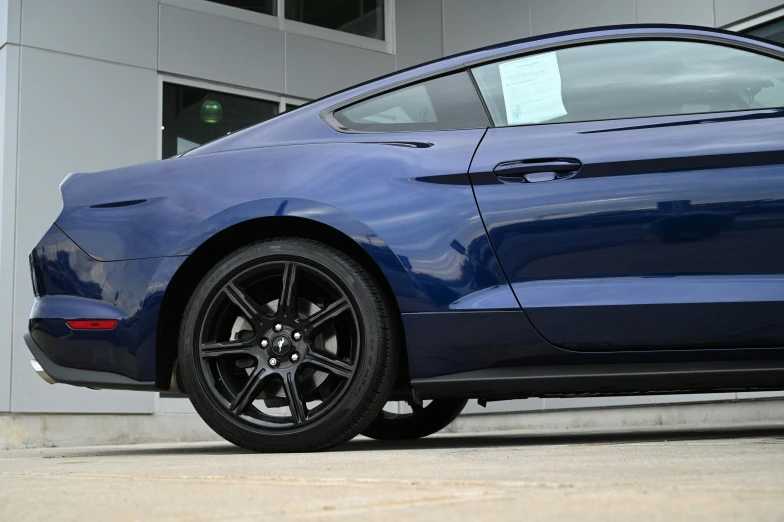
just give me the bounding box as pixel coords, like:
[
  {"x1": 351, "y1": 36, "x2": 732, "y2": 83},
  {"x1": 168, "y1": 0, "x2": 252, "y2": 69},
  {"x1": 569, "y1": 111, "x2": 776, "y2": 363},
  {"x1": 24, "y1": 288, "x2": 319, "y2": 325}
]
[
  {"x1": 333, "y1": 71, "x2": 490, "y2": 132},
  {"x1": 472, "y1": 40, "x2": 784, "y2": 127}
]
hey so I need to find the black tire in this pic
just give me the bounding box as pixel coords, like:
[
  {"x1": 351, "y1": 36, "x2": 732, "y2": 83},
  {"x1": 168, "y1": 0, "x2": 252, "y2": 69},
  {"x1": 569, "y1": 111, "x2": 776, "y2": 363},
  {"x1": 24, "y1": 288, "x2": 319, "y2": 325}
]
[
  {"x1": 362, "y1": 399, "x2": 468, "y2": 440},
  {"x1": 179, "y1": 238, "x2": 399, "y2": 453}
]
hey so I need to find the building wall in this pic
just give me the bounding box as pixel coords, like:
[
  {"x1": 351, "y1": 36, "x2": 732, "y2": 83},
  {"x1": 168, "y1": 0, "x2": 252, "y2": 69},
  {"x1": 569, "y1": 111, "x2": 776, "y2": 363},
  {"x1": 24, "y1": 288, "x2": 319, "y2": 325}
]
[
  {"x1": 0, "y1": 44, "x2": 14, "y2": 413},
  {"x1": 0, "y1": 0, "x2": 783, "y2": 416},
  {"x1": 0, "y1": 0, "x2": 20, "y2": 414},
  {"x1": 395, "y1": 0, "x2": 784, "y2": 65}
]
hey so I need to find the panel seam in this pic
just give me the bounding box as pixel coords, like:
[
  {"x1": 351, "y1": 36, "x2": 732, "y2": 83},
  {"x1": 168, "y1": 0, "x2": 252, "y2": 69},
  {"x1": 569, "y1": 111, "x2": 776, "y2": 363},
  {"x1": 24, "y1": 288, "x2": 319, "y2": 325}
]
[{"x1": 464, "y1": 129, "x2": 556, "y2": 344}]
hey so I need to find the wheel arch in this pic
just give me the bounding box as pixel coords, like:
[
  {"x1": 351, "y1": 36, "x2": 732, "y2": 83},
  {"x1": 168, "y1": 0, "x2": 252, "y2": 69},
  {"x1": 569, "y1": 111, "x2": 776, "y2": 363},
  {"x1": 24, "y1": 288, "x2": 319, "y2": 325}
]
[{"x1": 155, "y1": 213, "x2": 413, "y2": 390}]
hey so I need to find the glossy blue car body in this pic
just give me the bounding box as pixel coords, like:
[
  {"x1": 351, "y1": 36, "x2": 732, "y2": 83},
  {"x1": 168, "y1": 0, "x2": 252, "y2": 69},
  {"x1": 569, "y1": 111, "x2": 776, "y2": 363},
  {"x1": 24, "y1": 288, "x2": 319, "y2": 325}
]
[{"x1": 25, "y1": 25, "x2": 784, "y2": 397}]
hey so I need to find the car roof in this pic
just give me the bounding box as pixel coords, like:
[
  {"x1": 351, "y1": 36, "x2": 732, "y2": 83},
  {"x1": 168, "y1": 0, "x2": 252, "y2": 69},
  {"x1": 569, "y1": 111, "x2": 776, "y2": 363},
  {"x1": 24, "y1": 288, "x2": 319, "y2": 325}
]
[{"x1": 185, "y1": 24, "x2": 784, "y2": 157}]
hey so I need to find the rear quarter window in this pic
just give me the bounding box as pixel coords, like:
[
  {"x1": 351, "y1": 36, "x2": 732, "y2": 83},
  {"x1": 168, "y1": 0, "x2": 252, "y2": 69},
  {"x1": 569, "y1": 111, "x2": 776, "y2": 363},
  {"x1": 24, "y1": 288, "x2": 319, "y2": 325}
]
[{"x1": 333, "y1": 71, "x2": 490, "y2": 132}]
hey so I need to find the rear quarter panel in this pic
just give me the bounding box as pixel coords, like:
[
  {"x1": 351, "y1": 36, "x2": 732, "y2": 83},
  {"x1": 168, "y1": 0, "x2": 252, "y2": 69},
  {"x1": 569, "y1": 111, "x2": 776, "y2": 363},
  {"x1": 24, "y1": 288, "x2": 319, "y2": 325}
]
[{"x1": 55, "y1": 131, "x2": 515, "y2": 312}]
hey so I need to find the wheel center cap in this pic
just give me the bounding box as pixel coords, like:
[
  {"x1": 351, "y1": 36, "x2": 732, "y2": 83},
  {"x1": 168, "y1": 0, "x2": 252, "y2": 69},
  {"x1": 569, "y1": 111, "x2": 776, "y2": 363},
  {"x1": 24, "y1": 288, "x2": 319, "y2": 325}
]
[{"x1": 270, "y1": 335, "x2": 292, "y2": 355}]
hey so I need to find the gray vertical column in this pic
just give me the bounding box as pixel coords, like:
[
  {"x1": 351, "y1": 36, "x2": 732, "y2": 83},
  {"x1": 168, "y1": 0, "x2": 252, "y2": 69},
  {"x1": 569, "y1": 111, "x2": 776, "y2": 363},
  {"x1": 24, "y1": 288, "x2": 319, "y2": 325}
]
[
  {"x1": 9, "y1": 0, "x2": 160, "y2": 413},
  {"x1": 0, "y1": 0, "x2": 21, "y2": 413}
]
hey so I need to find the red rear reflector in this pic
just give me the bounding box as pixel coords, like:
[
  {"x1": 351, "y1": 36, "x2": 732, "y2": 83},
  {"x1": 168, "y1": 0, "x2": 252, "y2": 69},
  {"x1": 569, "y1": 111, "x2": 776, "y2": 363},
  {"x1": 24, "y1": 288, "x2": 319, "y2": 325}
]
[{"x1": 67, "y1": 320, "x2": 118, "y2": 330}]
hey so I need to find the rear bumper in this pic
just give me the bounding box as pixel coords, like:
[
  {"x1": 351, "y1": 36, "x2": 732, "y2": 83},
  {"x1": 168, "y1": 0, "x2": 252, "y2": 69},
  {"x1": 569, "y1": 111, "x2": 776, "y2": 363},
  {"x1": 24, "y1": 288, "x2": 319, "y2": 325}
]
[
  {"x1": 24, "y1": 332, "x2": 157, "y2": 391},
  {"x1": 26, "y1": 223, "x2": 187, "y2": 384}
]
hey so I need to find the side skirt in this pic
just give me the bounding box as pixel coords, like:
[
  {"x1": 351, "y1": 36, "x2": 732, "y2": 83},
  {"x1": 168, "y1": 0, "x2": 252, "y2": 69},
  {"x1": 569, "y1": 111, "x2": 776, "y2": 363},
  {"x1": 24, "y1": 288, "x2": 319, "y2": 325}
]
[{"x1": 411, "y1": 360, "x2": 784, "y2": 400}]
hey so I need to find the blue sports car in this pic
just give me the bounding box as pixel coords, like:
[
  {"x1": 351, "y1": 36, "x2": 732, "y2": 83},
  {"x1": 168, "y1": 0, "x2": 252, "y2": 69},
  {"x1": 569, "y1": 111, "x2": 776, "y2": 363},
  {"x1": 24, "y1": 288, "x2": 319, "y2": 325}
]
[{"x1": 25, "y1": 24, "x2": 784, "y2": 452}]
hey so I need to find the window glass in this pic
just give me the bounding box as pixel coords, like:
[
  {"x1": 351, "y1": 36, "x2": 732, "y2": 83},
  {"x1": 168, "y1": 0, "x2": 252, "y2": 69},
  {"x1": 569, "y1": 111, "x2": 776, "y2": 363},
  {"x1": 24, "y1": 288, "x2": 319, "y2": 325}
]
[
  {"x1": 285, "y1": 0, "x2": 384, "y2": 40},
  {"x1": 334, "y1": 72, "x2": 490, "y2": 132},
  {"x1": 472, "y1": 40, "x2": 784, "y2": 127},
  {"x1": 746, "y1": 17, "x2": 784, "y2": 45},
  {"x1": 162, "y1": 83, "x2": 278, "y2": 158},
  {"x1": 208, "y1": 0, "x2": 276, "y2": 16}
]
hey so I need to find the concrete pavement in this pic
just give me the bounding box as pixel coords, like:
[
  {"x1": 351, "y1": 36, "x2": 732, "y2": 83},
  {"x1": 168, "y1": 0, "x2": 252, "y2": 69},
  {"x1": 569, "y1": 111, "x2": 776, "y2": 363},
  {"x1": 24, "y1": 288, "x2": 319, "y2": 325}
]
[{"x1": 1, "y1": 425, "x2": 784, "y2": 521}]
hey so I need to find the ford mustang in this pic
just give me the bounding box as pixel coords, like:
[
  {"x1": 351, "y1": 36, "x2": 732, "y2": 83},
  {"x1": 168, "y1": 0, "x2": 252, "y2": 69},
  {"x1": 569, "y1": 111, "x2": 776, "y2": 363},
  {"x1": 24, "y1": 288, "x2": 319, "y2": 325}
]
[{"x1": 25, "y1": 25, "x2": 784, "y2": 452}]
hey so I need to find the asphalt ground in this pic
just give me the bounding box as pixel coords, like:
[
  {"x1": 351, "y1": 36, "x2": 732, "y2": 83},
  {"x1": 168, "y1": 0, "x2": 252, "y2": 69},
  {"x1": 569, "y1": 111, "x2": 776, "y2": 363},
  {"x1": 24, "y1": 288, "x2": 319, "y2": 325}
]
[{"x1": 1, "y1": 425, "x2": 784, "y2": 522}]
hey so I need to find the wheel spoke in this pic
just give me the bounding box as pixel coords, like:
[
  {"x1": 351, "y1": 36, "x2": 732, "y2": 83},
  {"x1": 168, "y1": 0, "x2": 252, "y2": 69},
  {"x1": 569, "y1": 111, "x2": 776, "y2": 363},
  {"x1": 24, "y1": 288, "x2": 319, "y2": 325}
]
[
  {"x1": 229, "y1": 368, "x2": 269, "y2": 415},
  {"x1": 198, "y1": 253, "x2": 363, "y2": 430},
  {"x1": 201, "y1": 339, "x2": 257, "y2": 359},
  {"x1": 283, "y1": 371, "x2": 307, "y2": 425},
  {"x1": 303, "y1": 350, "x2": 354, "y2": 380},
  {"x1": 224, "y1": 282, "x2": 266, "y2": 326},
  {"x1": 278, "y1": 262, "x2": 298, "y2": 320},
  {"x1": 304, "y1": 298, "x2": 350, "y2": 335}
]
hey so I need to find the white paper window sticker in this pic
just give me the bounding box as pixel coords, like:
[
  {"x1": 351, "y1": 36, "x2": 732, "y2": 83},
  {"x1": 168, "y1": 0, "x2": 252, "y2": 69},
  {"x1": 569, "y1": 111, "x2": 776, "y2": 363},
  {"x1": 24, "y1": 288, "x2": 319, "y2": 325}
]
[{"x1": 499, "y1": 51, "x2": 567, "y2": 125}]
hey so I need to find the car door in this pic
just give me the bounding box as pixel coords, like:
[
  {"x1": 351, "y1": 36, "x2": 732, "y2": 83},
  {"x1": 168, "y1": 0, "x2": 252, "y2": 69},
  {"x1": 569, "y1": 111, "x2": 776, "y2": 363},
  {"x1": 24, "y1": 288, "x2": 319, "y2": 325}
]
[{"x1": 468, "y1": 37, "x2": 784, "y2": 351}]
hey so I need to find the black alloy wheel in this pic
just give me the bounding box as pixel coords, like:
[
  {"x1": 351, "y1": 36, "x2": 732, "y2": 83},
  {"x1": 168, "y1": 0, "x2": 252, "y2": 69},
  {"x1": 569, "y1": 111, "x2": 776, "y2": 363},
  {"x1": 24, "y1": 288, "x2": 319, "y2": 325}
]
[
  {"x1": 362, "y1": 399, "x2": 468, "y2": 440},
  {"x1": 179, "y1": 238, "x2": 398, "y2": 452}
]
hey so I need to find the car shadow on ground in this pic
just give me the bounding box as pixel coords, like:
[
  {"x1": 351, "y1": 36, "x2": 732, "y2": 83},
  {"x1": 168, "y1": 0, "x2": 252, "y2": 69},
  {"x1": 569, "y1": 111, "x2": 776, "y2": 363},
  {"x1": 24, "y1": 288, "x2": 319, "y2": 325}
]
[
  {"x1": 56, "y1": 424, "x2": 784, "y2": 458},
  {"x1": 340, "y1": 425, "x2": 784, "y2": 452}
]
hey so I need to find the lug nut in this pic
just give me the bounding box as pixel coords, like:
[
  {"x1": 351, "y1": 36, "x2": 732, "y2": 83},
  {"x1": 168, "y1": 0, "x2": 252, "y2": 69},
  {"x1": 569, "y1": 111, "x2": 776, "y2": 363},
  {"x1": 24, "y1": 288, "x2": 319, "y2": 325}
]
[
  {"x1": 290, "y1": 352, "x2": 300, "y2": 362},
  {"x1": 274, "y1": 323, "x2": 283, "y2": 332},
  {"x1": 268, "y1": 357, "x2": 279, "y2": 367},
  {"x1": 293, "y1": 331, "x2": 302, "y2": 341},
  {"x1": 260, "y1": 338, "x2": 269, "y2": 348}
]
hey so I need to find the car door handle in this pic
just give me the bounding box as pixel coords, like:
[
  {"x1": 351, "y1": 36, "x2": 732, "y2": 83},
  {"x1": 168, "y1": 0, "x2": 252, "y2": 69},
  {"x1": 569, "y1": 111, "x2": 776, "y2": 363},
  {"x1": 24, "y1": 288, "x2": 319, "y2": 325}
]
[{"x1": 493, "y1": 158, "x2": 582, "y2": 183}]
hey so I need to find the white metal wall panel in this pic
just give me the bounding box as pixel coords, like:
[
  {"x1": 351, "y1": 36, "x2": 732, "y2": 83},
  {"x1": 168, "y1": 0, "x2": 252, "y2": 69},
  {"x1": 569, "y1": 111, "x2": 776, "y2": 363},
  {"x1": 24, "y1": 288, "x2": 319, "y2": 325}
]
[
  {"x1": 395, "y1": 0, "x2": 443, "y2": 69},
  {"x1": 21, "y1": 0, "x2": 158, "y2": 69},
  {"x1": 159, "y1": 4, "x2": 285, "y2": 93},
  {"x1": 636, "y1": 0, "x2": 715, "y2": 25},
  {"x1": 531, "y1": 0, "x2": 635, "y2": 35},
  {"x1": 0, "y1": 44, "x2": 17, "y2": 412},
  {"x1": 285, "y1": 32, "x2": 394, "y2": 100},
  {"x1": 0, "y1": 0, "x2": 20, "y2": 46},
  {"x1": 715, "y1": 0, "x2": 784, "y2": 27},
  {"x1": 443, "y1": 0, "x2": 531, "y2": 55},
  {"x1": 10, "y1": 47, "x2": 157, "y2": 413},
  {"x1": 0, "y1": 0, "x2": 8, "y2": 46}
]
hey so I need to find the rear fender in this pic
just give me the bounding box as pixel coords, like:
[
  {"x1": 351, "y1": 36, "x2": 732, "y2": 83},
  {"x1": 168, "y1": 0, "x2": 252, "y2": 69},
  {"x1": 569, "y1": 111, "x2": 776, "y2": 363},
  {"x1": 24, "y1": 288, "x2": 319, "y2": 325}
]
[{"x1": 170, "y1": 197, "x2": 419, "y2": 310}]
